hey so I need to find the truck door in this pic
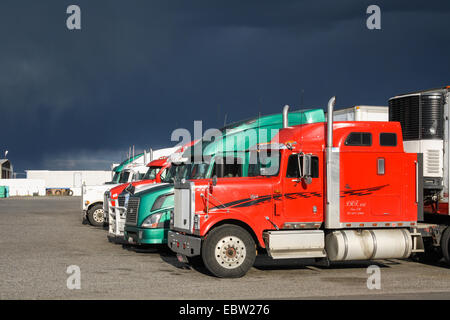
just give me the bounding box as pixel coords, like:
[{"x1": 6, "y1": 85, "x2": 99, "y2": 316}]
[{"x1": 280, "y1": 153, "x2": 323, "y2": 226}]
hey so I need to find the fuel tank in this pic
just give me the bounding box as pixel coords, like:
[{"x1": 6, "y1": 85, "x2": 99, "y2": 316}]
[{"x1": 325, "y1": 229, "x2": 412, "y2": 261}]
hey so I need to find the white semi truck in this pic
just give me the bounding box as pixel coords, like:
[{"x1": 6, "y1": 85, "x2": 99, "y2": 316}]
[{"x1": 81, "y1": 147, "x2": 178, "y2": 227}]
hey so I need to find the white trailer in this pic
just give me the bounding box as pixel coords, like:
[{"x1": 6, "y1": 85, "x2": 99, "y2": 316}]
[
  {"x1": 332, "y1": 105, "x2": 388, "y2": 122},
  {"x1": 26, "y1": 170, "x2": 112, "y2": 196}
]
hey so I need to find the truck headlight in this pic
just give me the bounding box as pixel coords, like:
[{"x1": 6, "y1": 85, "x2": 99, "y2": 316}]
[{"x1": 141, "y1": 212, "x2": 163, "y2": 229}]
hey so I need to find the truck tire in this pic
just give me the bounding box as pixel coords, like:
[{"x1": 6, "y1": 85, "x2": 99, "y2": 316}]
[
  {"x1": 201, "y1": 224, "x2": 256, "y2": 278},
  {"x1": 87, "y1": 204, "x2": 104, "y2": 227},
  {"x1": 441, "y1": 226, "x2": 450, "y2": 265}
]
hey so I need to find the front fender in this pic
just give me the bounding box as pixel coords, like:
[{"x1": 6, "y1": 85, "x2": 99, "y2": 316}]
[{"x1": 200, "y1": 209, "x2": 272, "y2": 248}]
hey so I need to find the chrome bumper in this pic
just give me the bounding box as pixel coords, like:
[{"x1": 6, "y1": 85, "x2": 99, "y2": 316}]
[
  {"x1": 167, "y1": 230, "x2": 202, "y2": 257},
  {"x1": 108, "y1": 202, "x2": 127, "y2": 237}
]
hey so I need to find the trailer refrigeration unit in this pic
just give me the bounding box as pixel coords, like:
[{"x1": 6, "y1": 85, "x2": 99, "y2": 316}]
[
  {"x1": 167, "y1": 96, "x2": 425, "y2": 278},
  {"x1": 389, "y1": 86, "x2": 450, "y2": 263}
]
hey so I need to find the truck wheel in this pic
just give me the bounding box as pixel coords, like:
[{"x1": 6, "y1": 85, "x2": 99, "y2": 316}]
[
  {"x1": 441, "y1": 227, "x2": 450, "y2": 264},
  {"x1": 87, "y1": 204, "x2": 104, "y2": 227},
  {"x1": 201, "y1": 224, "x2": 256, "y2": 278}
]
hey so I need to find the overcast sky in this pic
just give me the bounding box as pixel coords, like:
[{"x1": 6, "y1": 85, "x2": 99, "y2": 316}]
[{"x1": 1, "y1": 0, "x2": 450, "y2": 173}]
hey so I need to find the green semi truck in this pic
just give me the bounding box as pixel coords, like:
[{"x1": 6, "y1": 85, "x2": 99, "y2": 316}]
[{"x1": 123, "y1": 107, "x2": 326, "y2": 245}]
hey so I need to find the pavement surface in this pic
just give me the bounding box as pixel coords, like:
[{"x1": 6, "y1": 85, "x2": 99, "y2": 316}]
[{"x1": 1, "y1": 196, "x2": 450, "y2": 300}]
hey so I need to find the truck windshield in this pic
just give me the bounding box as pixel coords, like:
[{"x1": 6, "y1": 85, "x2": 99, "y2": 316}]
[
  {"x1": 119, "y1": 171, "x2": 131, "y2": 183},
  {"x1": 111, "y1": 172, "x2": 120, "y2": 183},
  {"x1": 186, "y1": 162, "x2": 209, "y2": 180},
  {"x1": 161, "y1": 164, "x2": 191, "y2": 183},
  {"x1": 143, "y1": 166, "x2": 162, "y2": 180},
  {"x1": 248, "y1": 150, "x2": 280, "y2": 176}
]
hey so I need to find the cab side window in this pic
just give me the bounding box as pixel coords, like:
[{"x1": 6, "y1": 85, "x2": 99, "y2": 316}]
[
  {"x1": 212, "y1": 157, "x2": 243, "y2": 178},
  {"x1": 380, "y1": 133, "x2": 397, "y2": 146},
  {"x1": 159, "y1": 169, "x2": 167, "y2": 180},
  {"x1": 286, "y1": 155, "x2": 300, "y2": 178},
  {"x1": 286, "y1": 154, "x2": 319, "y2": 178},
  {"x1": 345, "y1": 132, "x2": 372, "y2": 146}
]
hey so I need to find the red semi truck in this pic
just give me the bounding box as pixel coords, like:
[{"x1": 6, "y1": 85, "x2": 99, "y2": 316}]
[{"x1": 168, "y1": 97, "x2": 425, "y2": 278}]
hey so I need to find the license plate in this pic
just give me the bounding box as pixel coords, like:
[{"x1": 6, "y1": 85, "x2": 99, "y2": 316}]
[{"x1": 177, "y1": 254, "x2": 187, "y2": 263}]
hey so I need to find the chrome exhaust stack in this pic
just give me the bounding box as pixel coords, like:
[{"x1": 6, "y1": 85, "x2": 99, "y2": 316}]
[
  {"x1": 327, "y1": 96, "x2": 336, "y2": 148},
  {"x1": 282, "y1": 105, "x2": 290, "y2": 128},
  {"x1": 325, "y1": 96, "x2": 340, "y2": 229}
]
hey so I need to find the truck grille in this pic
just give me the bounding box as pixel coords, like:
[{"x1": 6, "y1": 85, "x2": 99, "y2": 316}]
[
  {"x1": 118, "y1": 194, "x2": 126, "y2": 207},
  {"x1": 125, "y1": 197, "x2": 140, "y2": 225}
]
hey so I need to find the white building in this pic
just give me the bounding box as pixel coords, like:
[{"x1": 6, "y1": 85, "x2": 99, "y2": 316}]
[{"x1": 26, "y1": 170, "x2": 113, "y2": 196}]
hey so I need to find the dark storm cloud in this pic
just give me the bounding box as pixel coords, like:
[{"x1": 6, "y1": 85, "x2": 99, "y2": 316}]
[{"x1": 0, "y1": 0, "x2": 449, "y2": 172}]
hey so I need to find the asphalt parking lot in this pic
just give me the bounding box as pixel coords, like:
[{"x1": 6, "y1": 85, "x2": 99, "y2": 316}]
[{"x1": 1, "y1": 196, "x2": 450, "y2": 300}]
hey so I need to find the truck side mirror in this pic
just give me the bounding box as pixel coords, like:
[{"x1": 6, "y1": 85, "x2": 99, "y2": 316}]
[
  {"x1": 212, "y1": 175, "x2": 217, "y2": 186},
  {"x1": 302, "y1": 154, "x2": 312, "y2": 177},
  {"x1": 298, "y1": 153, "x2": 312, "y2": 185}
]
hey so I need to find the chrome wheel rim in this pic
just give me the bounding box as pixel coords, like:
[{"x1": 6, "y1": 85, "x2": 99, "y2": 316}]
[
  {"x1": 93, "y1": 209, "x2": 104, "y2": 223},
  {"x1": 215, "y1": 236, "x2": 246, "y2": 269}
]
